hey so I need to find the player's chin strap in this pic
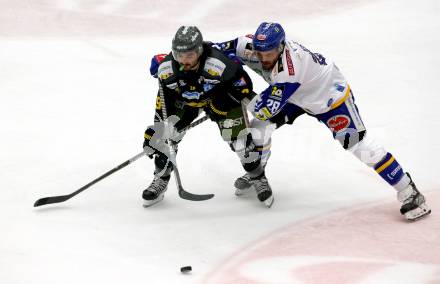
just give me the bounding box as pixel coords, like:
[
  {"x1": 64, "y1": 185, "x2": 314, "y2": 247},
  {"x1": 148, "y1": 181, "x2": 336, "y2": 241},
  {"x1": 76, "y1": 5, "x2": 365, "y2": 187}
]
[{"x1": 157, "y1": 81, "x2": 214, "y2": 201}]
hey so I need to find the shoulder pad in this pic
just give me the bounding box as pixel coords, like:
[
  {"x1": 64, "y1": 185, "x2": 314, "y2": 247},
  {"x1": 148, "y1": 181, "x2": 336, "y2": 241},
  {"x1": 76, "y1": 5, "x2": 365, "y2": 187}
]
[
  {"x1": 157, "y1": 60, "x2": 174, "y2": 81},
  {"x1": 150, "y1": 53, "x2": 168, "y2": 77}
]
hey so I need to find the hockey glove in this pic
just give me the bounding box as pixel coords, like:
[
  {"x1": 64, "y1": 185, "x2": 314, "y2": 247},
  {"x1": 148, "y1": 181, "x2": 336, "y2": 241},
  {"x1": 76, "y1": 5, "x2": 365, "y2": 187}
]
[
  {"x1": 143, "y1": 127, "x2": 160, "y2": 159},
  {"x1": 160, "y1": 115, "x2": 184, "y2": 142},
  {"x1": 143, "y1": 126, "x2": 174, "y2": 159},
  {"x1": 254, "y1": 83, "x2": 300, "y2": 121}
]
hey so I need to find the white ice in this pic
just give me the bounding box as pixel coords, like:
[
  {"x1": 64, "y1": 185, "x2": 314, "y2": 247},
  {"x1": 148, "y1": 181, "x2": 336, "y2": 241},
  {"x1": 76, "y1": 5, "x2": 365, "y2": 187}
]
[{"x1": 1, "y1": 0, "x2": 439, "y2": 283}]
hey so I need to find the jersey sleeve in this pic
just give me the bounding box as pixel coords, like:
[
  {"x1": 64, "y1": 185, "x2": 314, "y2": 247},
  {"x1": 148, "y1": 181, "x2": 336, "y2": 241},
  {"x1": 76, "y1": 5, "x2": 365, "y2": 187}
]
[
  {"x1": 214, "y1": 36, "x2": 254, "y2": 65},
  {"x1": 224, "y1": 63, "x2": 254, "y2": 102},
  {"x1": 149, "y1": 53, "x2": 168, "y2": 78},
  {"x1": 212, "y1": 38, "x2": 244, "y2": 65},
  {"x1": 254, "y1": 82, "x2": 301, "y2": 121}
]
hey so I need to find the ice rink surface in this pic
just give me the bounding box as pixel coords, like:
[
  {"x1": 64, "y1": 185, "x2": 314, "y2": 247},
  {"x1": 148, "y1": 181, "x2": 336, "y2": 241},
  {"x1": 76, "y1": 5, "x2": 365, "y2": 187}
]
[{"x1": 1, "y1": 0, "x2": 439, "y2": 283}]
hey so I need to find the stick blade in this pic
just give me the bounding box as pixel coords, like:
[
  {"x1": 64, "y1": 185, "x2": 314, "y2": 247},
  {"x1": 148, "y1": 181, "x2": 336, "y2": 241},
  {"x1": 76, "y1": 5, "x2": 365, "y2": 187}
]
[
  {"x1": 178, "y1": 188, "x2": 214, "y2": 201},
  {"x1": 34, "y1": 195, "x2": 72, "y2": 207}
]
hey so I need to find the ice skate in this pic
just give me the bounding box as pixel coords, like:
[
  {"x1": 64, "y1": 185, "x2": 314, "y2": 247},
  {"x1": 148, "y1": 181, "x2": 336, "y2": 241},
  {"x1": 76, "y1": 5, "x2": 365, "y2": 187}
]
[
  {"x1": 142, "y1": 176, "x2": 170, "y2": 207},
  {"x1": 234, "y1": 173, "x2": 254, "y2": 196},
  {"x1": 398, "y1": 173, "x2": 431, "y2": 221},
  {"x1": 250, "y1": 174, "x2": 274, "y2": 208}
]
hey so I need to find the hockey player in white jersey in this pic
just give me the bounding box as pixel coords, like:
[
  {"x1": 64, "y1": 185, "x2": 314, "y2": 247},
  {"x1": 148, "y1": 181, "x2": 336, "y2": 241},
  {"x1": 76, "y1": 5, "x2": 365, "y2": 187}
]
[{"x1": 216, "y1": 22, "x2": 431, "y2": 221}]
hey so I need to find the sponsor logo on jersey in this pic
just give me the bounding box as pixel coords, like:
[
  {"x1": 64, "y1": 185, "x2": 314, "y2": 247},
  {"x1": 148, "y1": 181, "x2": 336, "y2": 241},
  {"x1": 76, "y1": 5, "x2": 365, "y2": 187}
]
[
  {"x1": 220, "y1": 117, "x2": 244, "y2": 129},
  {"x1": 256, "y1": 34, "x2": 266, "y2": 40},
  {"x1": 158, "y1": 61, "x2": 173, "y2": 80},
  {"x1": 182, "y1": 91, "x2": 202, "y2": 100},
  {"x1": 207, "y1": 69, "x2": 220, "y2": 76},
  {"x1": 203, "y1": 83, "x2": 214, "y2": 92},
  {"x1": 285, "y1": 49, "x2": 295, "y2": 76},
  {"x1": 270, "y1": 86, "x2": 284, "y2": 99},
  {"x1": 204, "y1": 57, "x2": 226, "y2": 77},
  {"x1": 327, "y1": 115, "x2": 351, "y2": 133},
  {"x1": 387, "y1": 165, "x2": 402, "y2": 180},
  {"x1": 160, "y1": 73, "x2": 172, "y2": 80}
]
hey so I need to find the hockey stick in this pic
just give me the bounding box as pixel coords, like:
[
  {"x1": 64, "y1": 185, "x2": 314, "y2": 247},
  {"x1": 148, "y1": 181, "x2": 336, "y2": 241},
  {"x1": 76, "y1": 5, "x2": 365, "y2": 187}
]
[
  {"x1": 33, "y1": 115, "x2": 210, "y2": 207},
  {"x1": 157, "y1": 82, "x2": 214, "y2": 201}
]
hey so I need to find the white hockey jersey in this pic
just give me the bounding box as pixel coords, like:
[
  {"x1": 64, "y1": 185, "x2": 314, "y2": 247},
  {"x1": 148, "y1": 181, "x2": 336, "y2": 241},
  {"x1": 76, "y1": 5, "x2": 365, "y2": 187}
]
[{"x1": 230, "y1": 36, "x2": 350, "y2": 115}]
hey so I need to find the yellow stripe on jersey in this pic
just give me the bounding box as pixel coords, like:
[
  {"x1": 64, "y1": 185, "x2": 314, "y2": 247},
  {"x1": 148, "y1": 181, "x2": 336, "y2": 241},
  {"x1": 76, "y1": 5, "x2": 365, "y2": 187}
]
[
  {"x1": 209, "y1": 102, "x2": 227, "y2": 116},
  {"x1": 375, "y1": 156, "x2": 395, "y2": 174},
  {"x1": 186, "y1": 101, "x2": 208, "y2": 107},
  {"x1": 144, "y1": 133, "x2": 152, "y2": 140},
  {"x1": 331, "y1": 85, "x2": 351, "y2": 110}
]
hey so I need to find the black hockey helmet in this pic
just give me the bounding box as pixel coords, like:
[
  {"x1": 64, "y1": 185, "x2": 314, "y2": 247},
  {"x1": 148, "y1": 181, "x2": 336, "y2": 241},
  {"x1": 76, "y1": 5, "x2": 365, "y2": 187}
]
[{"x1": 172, "y1": 26, "x2": 203, "y2": 59}]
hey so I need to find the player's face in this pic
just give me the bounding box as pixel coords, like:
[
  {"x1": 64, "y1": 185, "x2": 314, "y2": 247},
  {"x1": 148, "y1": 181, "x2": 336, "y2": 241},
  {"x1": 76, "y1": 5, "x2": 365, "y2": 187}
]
[
  {"x1": 174, "y1": 51, "x2": 200, "y2": 71},
  {"x1": 255, "y1": 48, "x2": 280, "y2": 70}
]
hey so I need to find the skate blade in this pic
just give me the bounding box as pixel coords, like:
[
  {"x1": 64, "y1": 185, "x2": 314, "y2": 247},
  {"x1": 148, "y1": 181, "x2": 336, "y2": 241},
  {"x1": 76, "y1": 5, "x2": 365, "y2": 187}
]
[
  {"x1": 262, "y1": 196, "x2": 274, "y2": 208},
  {"x1": 235, "y1": 186, "x2": 255, "y2": 196},
  {"x1": 405, "y1": 203, "x2": 431, "y2": 221},
  {"x1": 142, "y1": 193, "x2": 165, "y2": 208}
]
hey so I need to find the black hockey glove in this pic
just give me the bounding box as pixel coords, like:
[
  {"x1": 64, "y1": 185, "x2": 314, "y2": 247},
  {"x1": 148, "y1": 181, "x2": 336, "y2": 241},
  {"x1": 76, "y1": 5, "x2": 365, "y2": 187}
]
[
  {"x1": 143, "y1": 123, "x2": 179, "y2": 159},
  {"x1": 143, "y1": 127, "x2": 159, "y2": 159}
]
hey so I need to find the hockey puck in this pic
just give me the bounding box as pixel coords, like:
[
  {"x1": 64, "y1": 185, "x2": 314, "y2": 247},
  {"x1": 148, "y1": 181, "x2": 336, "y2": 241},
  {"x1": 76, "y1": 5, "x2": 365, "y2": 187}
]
[{"x1": 180, "y1": 266, "x2": 192, "y2": 273}]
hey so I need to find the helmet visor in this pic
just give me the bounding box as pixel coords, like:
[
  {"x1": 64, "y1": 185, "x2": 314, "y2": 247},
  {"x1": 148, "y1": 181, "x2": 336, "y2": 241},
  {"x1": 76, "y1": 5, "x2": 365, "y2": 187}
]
[{"x1": 172, "y1": 50, "x2": 200, "y2": 63}]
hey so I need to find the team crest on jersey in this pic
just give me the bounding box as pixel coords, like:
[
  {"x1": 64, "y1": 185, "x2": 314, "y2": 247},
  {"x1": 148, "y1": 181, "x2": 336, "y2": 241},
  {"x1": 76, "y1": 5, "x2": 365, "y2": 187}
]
[
  {"x1": 182, "y1": 91, "x2": 202, "y2": 100},
  {"x1": 327, "y1": 115, "x2": 351, "y2": 133},
  {"x1": 270, "y1": 85, "x2": 284, "y2": 100}
]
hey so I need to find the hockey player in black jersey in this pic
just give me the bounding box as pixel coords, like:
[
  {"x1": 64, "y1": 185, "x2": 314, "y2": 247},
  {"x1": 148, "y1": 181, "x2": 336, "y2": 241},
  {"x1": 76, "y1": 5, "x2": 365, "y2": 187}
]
[{"x1": 142, "y1": 26, "x2": 273, "y2": 207}]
